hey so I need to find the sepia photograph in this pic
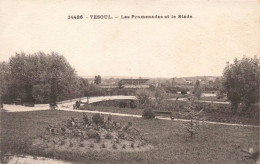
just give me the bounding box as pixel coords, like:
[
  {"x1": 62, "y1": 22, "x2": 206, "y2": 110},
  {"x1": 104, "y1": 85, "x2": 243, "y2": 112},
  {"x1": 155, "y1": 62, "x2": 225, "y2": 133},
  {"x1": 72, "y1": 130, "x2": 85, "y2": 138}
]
[{"x1": 0, "y1": 0, "x2": 259, "y2": 163}]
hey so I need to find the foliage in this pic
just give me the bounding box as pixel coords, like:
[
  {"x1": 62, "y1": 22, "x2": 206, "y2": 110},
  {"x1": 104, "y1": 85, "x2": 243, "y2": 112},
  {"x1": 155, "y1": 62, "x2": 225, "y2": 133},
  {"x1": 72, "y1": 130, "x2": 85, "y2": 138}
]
[
  {"x1": 0, "y1": 62, "x2": 11, "y2": 105},
  {"x1": 154, "y1": 88, "x2": 166, "y2": 104},
  {"x1": 92, "y1": 113, "x2": 105, "y2": 125},
  {"x1": 180, "y1": 100, "x2": 205, "y2": 138},
  {"x1": 216, "y1": 91, "x2": 225, "y2": 99},
  {"x1": 86, "y1": 83, "x2": 106, "y2": 97},
  {"x1": 83, "y1": 113, "x2": 89, "y2": 124},
  {"x1": 118, "y1": 80, "x2": 124, "y2": 89},
  {"x1": 142, "y1": 108, "x2": 155, "y2": 119},
  {"x1": 118, "y1": 101, "x2": 128, "y2": 108},
  {"x1": 181, "y1": 90, "x2": 187, "y2": 95},
  {"x1": 94, "y1": 75, "x2": 101, "y2": 85},
  {"x1": 222, "y1": 56, "x2": 260, "y2": 113},
  {"x1": 136, "y1": 89, "x2": 152, "y2": 106},
  {"x1": 2, "y1": 52, "x2": 86, "y2": 104},
  {"x1": 193, "y1": 80, "x2": 202, "y2": 100}
]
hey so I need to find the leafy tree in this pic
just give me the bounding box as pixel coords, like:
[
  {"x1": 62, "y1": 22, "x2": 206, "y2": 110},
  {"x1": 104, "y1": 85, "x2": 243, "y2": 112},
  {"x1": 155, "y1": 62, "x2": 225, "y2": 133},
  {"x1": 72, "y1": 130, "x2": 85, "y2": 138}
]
[
  {"x1": 213, "y1": 77, "x2": 222, "y2": 91},
  {"x1": 118, "y1": 80, "x2": 124, "y2": 89},
  {"x1": 193, "y1": 80, "x2": 202, "y2": 100},
  {"x1": 44, "y1": 52, "x2": 78, "y2": 104},
  {"x1": 94, "y1": 75, "x2": 101, "y2": 85},
  {"x1": 136, "y1": 89, "x2": 152, "y2": 106},
  {"x1": 222, "y1": 56, "x2": 260, "y2": 113},
  {"x1": 8, "y1": 53, "x2": 39, "y2": 102},
  {"x1": 5, "y1": 52, "x2": 81, "y2": 105},
  {"x1": 0, "y1": 62, "x2": 11, "y2": 106},
  {"x1": 155, "y1": 88, "x2": 166, "y2": 104},
  {"x1": 171, "y1": 78, "x2": 176, "y2": 87}
]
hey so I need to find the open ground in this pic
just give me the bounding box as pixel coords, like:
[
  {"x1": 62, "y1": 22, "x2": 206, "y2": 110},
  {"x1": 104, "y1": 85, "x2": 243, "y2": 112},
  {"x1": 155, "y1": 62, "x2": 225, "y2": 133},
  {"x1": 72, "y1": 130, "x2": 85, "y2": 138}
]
[{"x1": 1, "y1": 99, "x2": 259, "y2": 164}]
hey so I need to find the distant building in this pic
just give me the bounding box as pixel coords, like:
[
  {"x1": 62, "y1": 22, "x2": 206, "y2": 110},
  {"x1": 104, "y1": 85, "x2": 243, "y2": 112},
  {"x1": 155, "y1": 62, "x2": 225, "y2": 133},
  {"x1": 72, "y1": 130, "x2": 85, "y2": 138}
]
[
  {"x1": 185, "y1": 79, "x2": 193, "y2": 84},
  {"x1": 119, "y1": 79, "x2": 149, "y2": 88}
]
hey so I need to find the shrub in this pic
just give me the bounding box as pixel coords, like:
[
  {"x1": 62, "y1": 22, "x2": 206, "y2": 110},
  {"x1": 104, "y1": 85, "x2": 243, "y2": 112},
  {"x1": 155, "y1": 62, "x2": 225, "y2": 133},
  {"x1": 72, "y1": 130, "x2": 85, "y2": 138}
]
[
  {"x1": 142, "y1": 108, "x2": 155, "y2": 119},
  {"x1": 92, "y1": 114, "x2": 104, "y2": 125},
  {"x1": 105, "y1": 132, "x2": 113, "y2": 139},
  {"x1": 112, "y1": 143, "x2": 117, "y2": 149},
  {"x1": 119, "y1": 101, "x2": 128, "y2": 108},
  {"x1": 82, "y1": 113, "x2": 89, "y2": 124},
  {"x1": 216, "y1": 91, "x2": 224, "y2": 99},
  {"x1": 130, "y1": 100, "x2": 137, "y2": 108},
  {"x1": 181, "y1": 90, "x2": 187, "y2": 95},
  {"x1": 107, "y1": 115, "x2": 112, "y2": 122},
  {"x1": 59, "y1": 140, "x2": 65, "y2": 146},
  {"x1": 79, "y1": 142, "x2": 84, "y2": 147},
  {"x1": 118, "y1": 132, "x2": 127, "y2": 139},
  {"x1": 87, "y1": 130, "x2": 101, "y2": 140},
  {"x1": 136, "y1": 89, "x2": 152, "y2": 105},
  {"x1": 131, "y1": 142, "x2": 135, "y2": 148},
  {"x1": 155, "y1": 88, "x2": 166, "y2": 103}
]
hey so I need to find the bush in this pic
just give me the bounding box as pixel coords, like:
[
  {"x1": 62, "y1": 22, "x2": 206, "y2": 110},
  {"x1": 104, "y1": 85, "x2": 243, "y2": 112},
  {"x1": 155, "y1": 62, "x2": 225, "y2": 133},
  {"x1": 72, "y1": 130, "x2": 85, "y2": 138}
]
[
  {"x1": 136, "y1": 89, "x2": 152, "y2": 105},
  {"x1": 216, "y1": 91, "x2": 225, "y2": 99},
  {"x1": 82, "y1": 113, "x2": 89, "y2": 124},
  {"x1": 119, "y1": 101, "x2": 128, "y2": 108},
  {"x1": 181, "y1": 90, "x2": 187, "y2": 95},
  {"x1": 155, "y1": 88, "x2": 166, "y2": 103},
  {"x1": 92, "y1": 114, "x2": 104, "y2": 125},
  {"x1": 142, "y1": 108, "x2": 155, "y2": 119},
  {"x1": 105, "y1": 132, "x2": 113, "y2": 139},
  {"x1": 130, "y1": 100, "x2": 137, "y2": 108}
]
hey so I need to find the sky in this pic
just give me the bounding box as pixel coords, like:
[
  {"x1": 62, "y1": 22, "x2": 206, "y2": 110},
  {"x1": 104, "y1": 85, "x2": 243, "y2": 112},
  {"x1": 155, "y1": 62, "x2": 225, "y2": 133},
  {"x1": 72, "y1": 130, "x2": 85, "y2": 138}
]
[{"x1": 0, "y1": 0, "x2": 259, "y2": 78}]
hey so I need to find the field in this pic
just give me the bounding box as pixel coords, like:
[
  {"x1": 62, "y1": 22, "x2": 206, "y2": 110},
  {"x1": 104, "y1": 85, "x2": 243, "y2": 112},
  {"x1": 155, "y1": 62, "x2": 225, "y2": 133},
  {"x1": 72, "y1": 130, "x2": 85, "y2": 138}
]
[{"x1": 1, "y1": 110, "x2": 259, "y2": 164}]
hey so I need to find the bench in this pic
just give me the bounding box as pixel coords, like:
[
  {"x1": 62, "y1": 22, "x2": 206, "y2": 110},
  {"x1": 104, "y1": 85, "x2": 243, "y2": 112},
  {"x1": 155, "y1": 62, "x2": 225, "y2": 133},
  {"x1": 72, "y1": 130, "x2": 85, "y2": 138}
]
[{"x1": 153, "y1": 110, "x2": 174, "y2": 120}]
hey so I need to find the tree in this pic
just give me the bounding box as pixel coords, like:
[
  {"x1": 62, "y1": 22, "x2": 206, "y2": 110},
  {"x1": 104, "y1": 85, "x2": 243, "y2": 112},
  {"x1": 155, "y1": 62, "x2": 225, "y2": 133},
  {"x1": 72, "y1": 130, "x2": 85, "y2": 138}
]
[
  {"x1": 222, "y1": 56, "x2": 259, "y2": 113},
  {"x1": 9, "y1": 53, "x2": 36, "y2": 102},
  {"x1": 94, "y1": 75, "x2": 101, "y2": 85},
  {"x1": 0, "y1": 62, "x2": 11, "y2": 107},
  {"x1": 4, "y1": 52, "x2": 80, "y2": 105},
  {"x1": 118, "y1": 80, "x2": 124, "y2": 89},
  {"x1": 136, "y1": 89, "x2": 152, "y2": 106},
  {"x1": 45, "y1": 52, "x2": 78, "y2": 104},
  {"x1": 193, "y1": 80, "x2": 202, "y2": 100},
  {"x1": 155, "y1": 88, "x2": 166, "y2": 104}
]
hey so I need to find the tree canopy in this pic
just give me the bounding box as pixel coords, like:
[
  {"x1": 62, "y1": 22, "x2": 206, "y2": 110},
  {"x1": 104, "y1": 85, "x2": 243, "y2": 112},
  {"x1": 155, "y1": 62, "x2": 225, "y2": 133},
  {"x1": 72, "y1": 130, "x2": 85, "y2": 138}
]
[
  {"x1": 222, "y1": 56, "x2": 260, "y2": 113},
  {"x1": 2, "y1": 52, "x2": 88, "y2": 104}
]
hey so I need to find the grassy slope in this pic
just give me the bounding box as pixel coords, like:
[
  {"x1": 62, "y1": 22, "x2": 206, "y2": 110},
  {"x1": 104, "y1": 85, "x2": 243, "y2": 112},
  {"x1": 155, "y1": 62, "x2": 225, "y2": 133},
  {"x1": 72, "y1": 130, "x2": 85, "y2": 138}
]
[{"x1": 1, "y1": 110, "x2": 259, "y2": 164}]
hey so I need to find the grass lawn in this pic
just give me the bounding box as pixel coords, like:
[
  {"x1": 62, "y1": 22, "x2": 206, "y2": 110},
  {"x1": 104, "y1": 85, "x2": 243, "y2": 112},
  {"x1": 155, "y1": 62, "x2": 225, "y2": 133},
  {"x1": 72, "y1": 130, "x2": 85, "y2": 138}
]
[
  {"x1": 1, "y1": 110, "x2": 259, "y2": 164},
  {"x1": 89, "y1": 103, "x2": 259, "y2": 126}
]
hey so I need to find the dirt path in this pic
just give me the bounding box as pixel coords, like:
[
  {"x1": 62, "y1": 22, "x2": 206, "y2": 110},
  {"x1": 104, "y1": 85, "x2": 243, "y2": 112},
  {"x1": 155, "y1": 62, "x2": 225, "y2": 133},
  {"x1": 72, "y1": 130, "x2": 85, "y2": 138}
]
[{"x1": 3, "y1": 155, "x2": 72, "y2": 164}]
